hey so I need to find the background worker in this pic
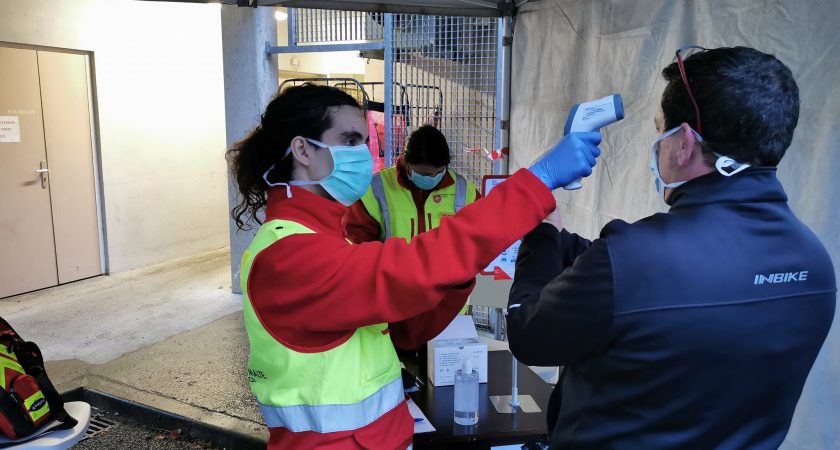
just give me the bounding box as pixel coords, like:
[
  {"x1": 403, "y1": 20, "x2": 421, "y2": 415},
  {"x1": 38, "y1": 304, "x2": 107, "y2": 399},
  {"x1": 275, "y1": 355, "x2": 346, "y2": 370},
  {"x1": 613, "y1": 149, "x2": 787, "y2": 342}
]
[
  {"x1": 346, "y1": 124, "x2": 481, "y2": 245},
  {"x1": 227, "y1": 83, "x2": 603, "y2": 449},
  {"x1": 506, "y1": 46, "x2": 836, "y2": 449}
]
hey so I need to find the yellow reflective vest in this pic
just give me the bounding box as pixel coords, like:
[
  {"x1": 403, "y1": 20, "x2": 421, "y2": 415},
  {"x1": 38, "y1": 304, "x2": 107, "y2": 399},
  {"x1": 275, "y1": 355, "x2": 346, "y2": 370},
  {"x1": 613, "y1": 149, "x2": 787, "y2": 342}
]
[
  {"x1": 359, "y1": 166, "x2": 478, "y2": 243},
  {"x1": 241, "y1": 219, "x2": 403, "y2": 433}
]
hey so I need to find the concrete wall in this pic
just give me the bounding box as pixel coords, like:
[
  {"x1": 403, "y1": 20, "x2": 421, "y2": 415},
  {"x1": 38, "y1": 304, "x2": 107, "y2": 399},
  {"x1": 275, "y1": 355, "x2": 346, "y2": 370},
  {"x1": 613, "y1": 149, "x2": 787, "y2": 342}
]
[
  {"x1": 0, "y1": 0, "x2": 229, "y2": 273},
  {"x1": 222, "y1": 6, "x2": 278, "y2": 294}
]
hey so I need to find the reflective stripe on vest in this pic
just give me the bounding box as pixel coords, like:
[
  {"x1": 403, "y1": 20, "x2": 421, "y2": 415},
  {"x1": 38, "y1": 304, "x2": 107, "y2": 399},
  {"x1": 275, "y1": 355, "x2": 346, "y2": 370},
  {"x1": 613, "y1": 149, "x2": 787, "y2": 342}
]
[
  {"x1": 24, "y1": 390, "x2": 49, "y2": 423},
  {"x1": 241, "y1": 219, "x2": 403, "y2": 434},
  {"x1": 370, "y1": 175, "x2": 392, "y2": 239},
  {"x1": 259, "y1": 376, "x2": 403, "y2": 433},
  {"x1": 0, "y1": 346, "x2": 26, "y2": 388},
  {"x1": 366, "y1": 167, "x2": 476, "y2": 241},
  {"x1": 453, "y1": 173, "x2": 468, "y2": 213}
]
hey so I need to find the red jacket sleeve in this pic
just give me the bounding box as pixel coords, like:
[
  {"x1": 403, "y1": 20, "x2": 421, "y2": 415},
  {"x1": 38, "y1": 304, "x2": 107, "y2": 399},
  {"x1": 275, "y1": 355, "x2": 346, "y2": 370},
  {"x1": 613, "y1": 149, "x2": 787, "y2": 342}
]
[
  {"x1": 248, "y1": 169, "x2": 555, "y2": 337},
  {"x1": 346, "y1": 199, "x2": 383, "y2": 243}
]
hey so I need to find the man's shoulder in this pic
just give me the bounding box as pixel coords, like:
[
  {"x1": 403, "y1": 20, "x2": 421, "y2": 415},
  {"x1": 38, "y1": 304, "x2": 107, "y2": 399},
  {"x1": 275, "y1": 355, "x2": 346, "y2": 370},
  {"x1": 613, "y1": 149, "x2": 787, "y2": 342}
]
[{"x1": 600, "y1": 212, "x2": 670, "y2": 239}]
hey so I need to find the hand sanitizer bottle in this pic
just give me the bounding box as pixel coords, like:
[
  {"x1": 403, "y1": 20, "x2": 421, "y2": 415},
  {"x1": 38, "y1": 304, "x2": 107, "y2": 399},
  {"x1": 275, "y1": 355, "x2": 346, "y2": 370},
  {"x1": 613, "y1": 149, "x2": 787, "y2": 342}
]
[{"x1": 454, "y1": 356, "x2": 479, "y2": 425}]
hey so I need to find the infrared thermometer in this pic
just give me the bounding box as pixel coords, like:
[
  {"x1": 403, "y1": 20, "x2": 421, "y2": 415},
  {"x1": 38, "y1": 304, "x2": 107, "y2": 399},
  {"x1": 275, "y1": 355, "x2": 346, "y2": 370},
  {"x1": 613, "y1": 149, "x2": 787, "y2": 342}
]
[{"x1": 562, "y1": 94, "x2": 624, "y2": 190}]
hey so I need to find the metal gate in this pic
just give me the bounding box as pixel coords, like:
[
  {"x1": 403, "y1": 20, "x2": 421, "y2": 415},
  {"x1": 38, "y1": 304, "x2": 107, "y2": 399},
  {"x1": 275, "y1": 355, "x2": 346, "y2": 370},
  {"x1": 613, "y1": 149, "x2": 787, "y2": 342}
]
[{"x1": 388, "y1": 15, "x2": 500, "y2": 185}]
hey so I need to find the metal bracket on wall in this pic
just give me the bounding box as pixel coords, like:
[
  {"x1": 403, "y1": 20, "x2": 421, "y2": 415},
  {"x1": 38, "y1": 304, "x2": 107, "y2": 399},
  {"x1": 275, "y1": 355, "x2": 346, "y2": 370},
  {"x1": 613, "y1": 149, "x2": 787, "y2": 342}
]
[{"x1": 266, "y1": 42, "x2": 385, "y2": 56}]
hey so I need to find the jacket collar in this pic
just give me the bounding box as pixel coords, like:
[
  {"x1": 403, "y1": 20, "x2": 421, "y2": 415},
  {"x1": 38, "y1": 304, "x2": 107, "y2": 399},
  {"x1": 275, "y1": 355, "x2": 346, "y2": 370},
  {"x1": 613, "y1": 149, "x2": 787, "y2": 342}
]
[
  {"x1": 668, "y1": 167, "x2": 787, "y2": 209},
  {"x1": 265, "y1": 186, "x2": 347, "y2": 235}
]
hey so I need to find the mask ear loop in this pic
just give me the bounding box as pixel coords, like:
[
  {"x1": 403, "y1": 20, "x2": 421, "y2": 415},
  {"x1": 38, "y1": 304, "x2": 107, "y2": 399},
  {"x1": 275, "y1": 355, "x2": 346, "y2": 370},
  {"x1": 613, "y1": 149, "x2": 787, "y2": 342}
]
[
  {"x1": 262, "y1": 165, "x2": 292, "y2": 198},
  {"x1": 688, "y1": 129, "x2": 750, "y2": 177},
  {"x1": 261, "y1": 146, "x2": 296, "y2": 198}
]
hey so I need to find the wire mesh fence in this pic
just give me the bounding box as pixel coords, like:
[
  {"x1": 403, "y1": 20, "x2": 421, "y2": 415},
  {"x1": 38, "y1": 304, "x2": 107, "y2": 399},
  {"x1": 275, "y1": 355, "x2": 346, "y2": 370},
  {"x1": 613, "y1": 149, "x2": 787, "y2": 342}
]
[
  {"x1": 289, "y1": 10, "x2": 500, "y2": 186},
  {"x1": 293, "y1": 9, "x2": 385, "y2": 44},
  {"x1": 389, "y1": 15, "x2": 499, "y2": 186}
]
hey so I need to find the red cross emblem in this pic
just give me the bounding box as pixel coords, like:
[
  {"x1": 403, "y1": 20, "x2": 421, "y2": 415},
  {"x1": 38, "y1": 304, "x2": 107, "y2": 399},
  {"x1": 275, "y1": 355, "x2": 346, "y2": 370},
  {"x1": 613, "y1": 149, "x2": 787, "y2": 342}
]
[{"x1": 434, "y1": 195, "x2": 441, "y2": 203}]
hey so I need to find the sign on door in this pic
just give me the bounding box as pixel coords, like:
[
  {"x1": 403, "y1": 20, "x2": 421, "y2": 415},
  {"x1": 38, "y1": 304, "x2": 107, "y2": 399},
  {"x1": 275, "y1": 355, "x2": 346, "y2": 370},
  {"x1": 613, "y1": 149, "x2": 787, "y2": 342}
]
[{"x1": 0, "y1": 116, "x2": 21, "y2": 143}]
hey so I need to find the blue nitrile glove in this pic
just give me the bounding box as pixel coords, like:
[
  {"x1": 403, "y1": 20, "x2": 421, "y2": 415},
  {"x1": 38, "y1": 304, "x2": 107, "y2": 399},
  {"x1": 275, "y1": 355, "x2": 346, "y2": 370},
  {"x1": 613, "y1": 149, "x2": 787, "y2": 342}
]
[{"x1": 528, "y1": 132, "x2": 602, "y2": 190}]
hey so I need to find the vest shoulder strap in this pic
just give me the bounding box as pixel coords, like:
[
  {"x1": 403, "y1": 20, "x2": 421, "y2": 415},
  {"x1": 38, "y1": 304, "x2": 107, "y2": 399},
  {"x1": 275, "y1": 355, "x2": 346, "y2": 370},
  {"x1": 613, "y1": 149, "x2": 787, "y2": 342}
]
[
  {"x1": 370, "y1": 173, "x2": 392, "y2": 239},
  {"x1": 453, "y1": 172, "x2": 469, "y2": 213}
]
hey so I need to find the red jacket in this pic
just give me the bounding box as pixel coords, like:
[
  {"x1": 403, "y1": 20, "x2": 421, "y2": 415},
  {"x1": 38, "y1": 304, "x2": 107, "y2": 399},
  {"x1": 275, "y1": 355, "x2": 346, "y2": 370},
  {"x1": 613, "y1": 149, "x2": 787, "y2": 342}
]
[
  {"x1": 247, "y1": 169, "x2": 555, "y2": 449},
  {"x1": 346, "y1": 158, "x2": 482, "y2": 243}
]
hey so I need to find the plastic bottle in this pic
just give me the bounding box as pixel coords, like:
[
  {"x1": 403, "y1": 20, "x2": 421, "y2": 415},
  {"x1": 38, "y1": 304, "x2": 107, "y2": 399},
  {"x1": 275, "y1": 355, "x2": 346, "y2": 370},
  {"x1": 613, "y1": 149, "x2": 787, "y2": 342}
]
[{"x1": 454, "y1": 356, "x2": 479, "y2": 425}]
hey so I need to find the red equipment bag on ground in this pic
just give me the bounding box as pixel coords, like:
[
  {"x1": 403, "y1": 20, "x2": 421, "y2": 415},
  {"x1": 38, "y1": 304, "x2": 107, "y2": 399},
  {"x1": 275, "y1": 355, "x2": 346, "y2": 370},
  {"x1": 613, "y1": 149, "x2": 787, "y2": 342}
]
[{"x1": 0, "y1": 317, "x2": 76, "y2": 444}]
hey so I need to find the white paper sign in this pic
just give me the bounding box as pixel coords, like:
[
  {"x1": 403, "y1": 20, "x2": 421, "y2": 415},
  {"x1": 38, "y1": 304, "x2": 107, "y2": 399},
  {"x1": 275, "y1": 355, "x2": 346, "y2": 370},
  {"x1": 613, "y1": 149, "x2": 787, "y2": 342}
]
[
  {"x1": 483, "y1": 239, "x2": 520, "y2": 278},
  {"x1": 0, "y1": 116, "x2": 21, "y2": 143},
  {"x1": 480, "y1": 175, "x2": 520, "y2": 279},
  {"x1": 483, "y1": 176, "x2": 506, "y2": 193}
]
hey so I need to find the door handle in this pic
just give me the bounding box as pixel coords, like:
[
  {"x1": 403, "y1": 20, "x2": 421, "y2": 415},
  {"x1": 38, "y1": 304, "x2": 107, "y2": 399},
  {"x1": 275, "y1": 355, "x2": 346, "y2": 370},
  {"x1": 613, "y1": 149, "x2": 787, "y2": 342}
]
[{"x1": 36, "y1": 161, "x2": 49, "y2": 189}]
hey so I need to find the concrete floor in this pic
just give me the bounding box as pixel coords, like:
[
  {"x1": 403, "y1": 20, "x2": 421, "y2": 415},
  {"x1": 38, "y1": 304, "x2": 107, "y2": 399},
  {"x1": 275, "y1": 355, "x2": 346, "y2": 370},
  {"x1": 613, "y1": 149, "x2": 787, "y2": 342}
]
[{"x1": 0, "y1": 248, "x2": 267, "y2": 442}]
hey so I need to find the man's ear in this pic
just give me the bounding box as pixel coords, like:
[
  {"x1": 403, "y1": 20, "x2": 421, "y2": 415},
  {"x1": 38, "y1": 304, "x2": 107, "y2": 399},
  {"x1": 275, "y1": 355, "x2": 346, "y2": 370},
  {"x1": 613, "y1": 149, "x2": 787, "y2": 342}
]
[
  {"x1": 676, "y1": 122, "x2": 698, "y2": 166},
  {"x1": 289, "y1": 136, "x2": 312, "y2": 167}
]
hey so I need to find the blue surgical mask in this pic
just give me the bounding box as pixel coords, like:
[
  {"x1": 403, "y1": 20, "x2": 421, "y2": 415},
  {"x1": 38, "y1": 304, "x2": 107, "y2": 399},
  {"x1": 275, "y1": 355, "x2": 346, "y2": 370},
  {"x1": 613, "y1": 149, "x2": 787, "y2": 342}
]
[
  {"x1": 409, "y1": 165, "x2": 445, "y2": 190},
  {"x1": 263, "y1": 138, "x2": 373, "y2": 206},
  {"x1": 650, "y1": 125, "x2": 750, "y2": 202}
]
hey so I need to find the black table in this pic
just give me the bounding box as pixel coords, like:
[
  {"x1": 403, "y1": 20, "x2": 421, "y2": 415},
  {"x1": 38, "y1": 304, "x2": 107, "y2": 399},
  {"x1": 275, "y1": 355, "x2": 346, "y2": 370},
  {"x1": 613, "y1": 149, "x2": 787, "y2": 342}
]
[{"x1": 409, "y1": 350, "x2": 552, "y2": 449}]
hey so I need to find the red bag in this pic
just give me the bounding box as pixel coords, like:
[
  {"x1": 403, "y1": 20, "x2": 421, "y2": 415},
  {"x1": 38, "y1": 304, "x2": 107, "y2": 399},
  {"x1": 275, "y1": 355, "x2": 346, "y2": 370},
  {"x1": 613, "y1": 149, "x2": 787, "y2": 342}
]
[{"x1": 0, "y1": 317, "x2": 76, "y2": 443}]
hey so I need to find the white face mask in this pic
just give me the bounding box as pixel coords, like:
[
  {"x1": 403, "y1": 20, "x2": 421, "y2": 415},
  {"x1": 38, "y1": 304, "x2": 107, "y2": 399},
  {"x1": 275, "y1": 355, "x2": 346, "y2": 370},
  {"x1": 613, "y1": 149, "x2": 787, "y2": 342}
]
[{"x1": 649, "y1": 125, "x2": 751, "y2": 202}]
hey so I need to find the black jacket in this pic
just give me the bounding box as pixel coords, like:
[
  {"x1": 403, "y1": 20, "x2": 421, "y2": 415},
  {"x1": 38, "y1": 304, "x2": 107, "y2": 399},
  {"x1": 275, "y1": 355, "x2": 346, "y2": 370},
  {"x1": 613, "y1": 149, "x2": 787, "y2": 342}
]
[{"x1": 507, "y1": 168, "x2": 836, "y2": 449}]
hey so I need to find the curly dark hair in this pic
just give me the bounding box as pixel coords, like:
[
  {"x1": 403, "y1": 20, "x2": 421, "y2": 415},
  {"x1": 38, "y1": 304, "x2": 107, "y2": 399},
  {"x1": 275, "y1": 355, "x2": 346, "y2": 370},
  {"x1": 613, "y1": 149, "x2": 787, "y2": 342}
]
[{"x1": 226, "y1": 83, "x2": 360, "y2": 230}]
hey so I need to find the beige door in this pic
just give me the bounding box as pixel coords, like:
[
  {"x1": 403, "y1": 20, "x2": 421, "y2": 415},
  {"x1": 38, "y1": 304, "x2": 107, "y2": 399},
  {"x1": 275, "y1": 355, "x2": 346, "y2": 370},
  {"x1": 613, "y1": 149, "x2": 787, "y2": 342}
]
[
  {"x1": 38, "y1": 51, "x2": 102, "y2": 284},
  {"x1": 0, "y1": 47, "x2": 102, "y2": 298},
  {"x1": 0, "y1": 47, "x2": 59, "y2": 297}
]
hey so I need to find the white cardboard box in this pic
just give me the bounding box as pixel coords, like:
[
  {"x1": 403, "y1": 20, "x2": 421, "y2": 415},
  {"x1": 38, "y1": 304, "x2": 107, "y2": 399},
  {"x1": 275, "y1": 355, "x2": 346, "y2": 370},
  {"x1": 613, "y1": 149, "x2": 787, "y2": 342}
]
[{"x1": 427, "y1": 315, "x2": 488, "y2": 386}]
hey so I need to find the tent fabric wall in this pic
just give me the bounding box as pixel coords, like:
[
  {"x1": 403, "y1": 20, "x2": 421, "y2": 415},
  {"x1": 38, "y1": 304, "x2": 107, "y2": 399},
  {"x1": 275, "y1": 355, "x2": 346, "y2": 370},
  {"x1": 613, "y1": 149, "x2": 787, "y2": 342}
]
[{"x1": 509, "y1": 0, "x2": 839, "y2": 448}]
